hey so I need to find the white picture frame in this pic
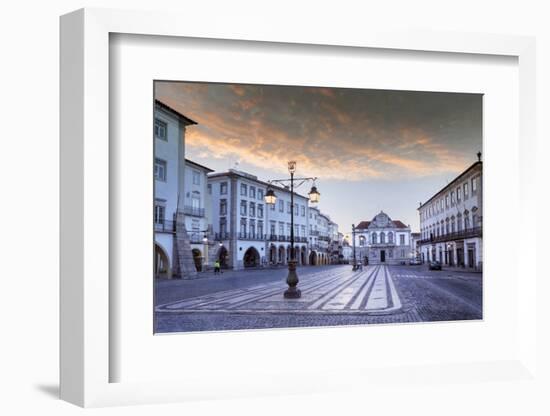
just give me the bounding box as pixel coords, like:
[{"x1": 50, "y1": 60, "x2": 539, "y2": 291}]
[{"x1": 60, "y1": 8, "x2": 538, "y2": 408}]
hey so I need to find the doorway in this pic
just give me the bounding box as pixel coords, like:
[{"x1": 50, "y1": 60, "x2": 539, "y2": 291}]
[{"x1": 380, "y1": 250, "x2": 386, "y2": 263}]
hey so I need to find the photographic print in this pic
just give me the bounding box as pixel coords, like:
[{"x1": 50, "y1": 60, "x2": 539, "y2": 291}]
[{"x1": 153, "y1": 81, "x2": 483, "y2": 333}]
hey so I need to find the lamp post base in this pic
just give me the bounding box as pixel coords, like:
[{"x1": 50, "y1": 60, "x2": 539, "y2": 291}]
[
  {"x1": 284, "y1": 260, "x2": 301, "y2": 299},
  {"x1": 284, "y1": 287, "x2": 302, "y2": 299}
]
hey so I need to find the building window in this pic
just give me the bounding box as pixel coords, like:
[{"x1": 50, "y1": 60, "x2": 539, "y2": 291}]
[
  {"x1": 258, "y1": 221, "x2": 263, "y2": 237},
  {"x1": 191, "y1": 191, "x2": 200, "y2": 210},
  {"x1": 388, "y1": 250, "x2": 393, "y2": 258},
  {"x1": 451, "y1": 191, "x2": 455, "y2": 205},
  {"x1": 472, "y1": 213, "x2": 478, "y2": 227},
  {"x1": 464, "y1": 214, "x2": 470, "y2": 229},
  {"x1": 279, "y1": 222, "x2": 284, "y2": 236},
  {"x1": 240, "y1": 218, "x2": 247, "y2": 234},
  {"x1": 472, "y1": 177, "x2": 478, "y2": 193},
  {"x1": 445, "y1": 195, "x2": 449, "y2": 208},
  {"x1": 219, "y1": 199, "x2": 227, "y2": 215},
  {"x1": 257, "y1": 204, "x2": 264, "y2": 218},
  {"x1": 191, "y1": 170, "x2": 201, "y2": 185},
  {"x1": 154, "y1": 158, "x2": 167, "y2": 181},
  {"x1": 270, "y1": 221, "x2": 276, "y2": 236},
  {"x1": 388, "y1": 232, "x2": 394, "y2": 244},
  {"x1": 301, "y1": 225, "x2": 306, "y2": 237},
  {"x1": 464, "y1": 182, "x2": 469, "y2": 199},
  {"x1": 219, "y1": 217, "x2": 227, "y2": 234},
  {"x1": 301, "y1": 206, "x2": 306, "y2": 216},
  {"x1": 401, "y1": 249, "x2": 405, "y2": 258},
  {"x1": 207, "y1": 184, "x2": 212, "y2": 194},
  {"x1": 372, "y1": 233, "x2": 377, "y2": 244},
  {"x1": 359, "y1": 236, "x2": 366, "y2": 246},
  {"x1": 154, "y1": 200, "x2": 165, "y2": 224},
  {"x1": 294, "y1": 204, "x2": 299, "y2": 215},
  {"x1": 249, "y1": 186, "x2": 256, "y2": 199},
  {"x1": 220, "y1": 182, "x2": 228, "y2": 195},
  {"x1": 154, "y1": 118, "x2": 167, "y2": 140},
  {"x1": 240, "y1": 200, "x2": 247, "y2": 216},
  {"x1": 249, "y1": 202, "x2": 256, "y2": 217},
  {"x1": 258, "y1": 188, "x2": 264, "y2": 201},
  {"x1": 457, "y1": 215, "x2": 463, "y2": 231},
  {"x1": 287, "y1": 201, "x2": 291, "y2": 214},
  {"x1": 287, "y1": 223, "x2": 291, "y2": 236},
  {"x1": 400, "y1": 234, "x2": 405, "y2": 245},
  {"x1": 279, "y1": 199, "x2": 284, "y2": 212},
  {"x1": 380, "y1": 232, "x2": 386, "y2": 244},
  {"x1": 249, "y1": 219, "x2": 255, "y2": 237},
  {"x1": 270, "y1": 201, "x2": 275, "y2": 211},
  {"x1": 457, "y1": 187, "x2": 461, "y2": 202},
  {"x1": 241, "y1": 183, "x2": 248, "y2": 196}
]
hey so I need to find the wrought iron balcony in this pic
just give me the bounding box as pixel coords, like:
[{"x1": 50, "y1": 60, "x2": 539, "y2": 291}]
[
  {"x1": 418, "y1": 226, "x2": 482, "y2": 245},
  {"x1": 154, "y1": 220, "x2": 176, "y2": 233},
  {"x1": 214, "y1": 232, "x2": 232, "y2": 240},
  {"x1": 182, "y1": 206, "x2": 205, "y2": 217},
  {"x1": 237, "y1": 232, "x2": 266, "y2": 241}
]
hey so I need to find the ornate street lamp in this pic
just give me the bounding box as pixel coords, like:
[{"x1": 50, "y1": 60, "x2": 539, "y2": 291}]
[
  {"x1": 308, "y1": 185, "x2": 320, "y2": 204},
  {"x1": 264, "y1": 188, "x2": 277, "y2": 205},
  {"x1": 264, "y1": 161, "x2": 320, "y2": 298}
]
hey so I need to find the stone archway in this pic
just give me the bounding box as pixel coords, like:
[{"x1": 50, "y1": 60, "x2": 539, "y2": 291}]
[
  {"x1": 243, "y1": 247, "x2": 260, "y2": 268},
  {"x1": 155, "y1": 243, "x2": 171, "y2": 279},
  {"x1": 309, "y1": 250, "x2": 317, "y2": 266},
  {"x1": 192, "y1": 248, "x2": 203, "y2": 272},
  {"x1": 278, "y1": 246, "x2": 286, "y2": 264},
  {"x1": 217, "y1": 245, "x2": 229, "y2": 268},
  {"x1": 269, "y1": 245, "x2": 277, "y2": 265}
]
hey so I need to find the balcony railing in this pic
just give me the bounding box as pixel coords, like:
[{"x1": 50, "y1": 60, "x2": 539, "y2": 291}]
[
  {"x1": 419, "y1": 226, "x2": 482, "y2": 245},
  {"x1": 182, "y1": 206, "x2": 205, "y2": 217},
  {"x1": 215, "y1": 232, "x2": 231, "y2": 240},
  {"x1": 154, "y1": 220, "x2": 176, "y2": 233},
  {"x1": 238, "y1": 232, "x2": 266, "y2": 241}
]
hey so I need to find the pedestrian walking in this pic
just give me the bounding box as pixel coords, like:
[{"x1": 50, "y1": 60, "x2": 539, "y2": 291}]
[{"x1": 214, "y1": 259, "x2": 221, "y2": 275}]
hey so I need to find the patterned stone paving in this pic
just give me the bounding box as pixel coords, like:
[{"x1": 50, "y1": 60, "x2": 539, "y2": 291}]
[{"x1": 156, "y1": 265, "x2": 402, "y2": 315}]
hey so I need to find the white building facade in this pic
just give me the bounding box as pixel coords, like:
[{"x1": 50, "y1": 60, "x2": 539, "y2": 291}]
[
  {"x1": 418, "y1": 156, "x2": 483, "y2": 270},
  {"x1": 182, "y1": 159, "x2": 214, "y2": 271},
  {"x1": 308, "y1": 207, "x2": 332, "y2": 265},
  {"x1": 208, "y1": 169, "x2": 310, "y2": 270},
  {"x1": 154, "y1": 100, "x2": 205, "y2": 279},
  {"x1": 354, "y1": 211, "x2": 412, "y2": 265}
]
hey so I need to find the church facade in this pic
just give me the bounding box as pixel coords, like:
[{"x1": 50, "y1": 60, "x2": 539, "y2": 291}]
[{"x1": 354, "y1": 211, "x2": 412, "y2": 265}]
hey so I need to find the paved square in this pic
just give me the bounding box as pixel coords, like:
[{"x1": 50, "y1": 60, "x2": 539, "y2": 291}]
[{"x1": 155, "y1": 264, "x2": 482, "y2": 333}]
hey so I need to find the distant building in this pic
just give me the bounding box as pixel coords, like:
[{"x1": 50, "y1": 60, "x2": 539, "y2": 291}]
[
  {"x1": 418, "y1": 154, "x2": 483, "y2": 270},
  {"x1": 341, "y1": 237, "x2": 353, "y2": 264},
  {"x1": 410, "y1": 232, "x2": 421, "y2": 260},
  {"x1": 308, "y1": 207, "x2": 332, "y2": 265},
  {"x1": 354, "y1": 211, "x2": 412, "y2": 265}
]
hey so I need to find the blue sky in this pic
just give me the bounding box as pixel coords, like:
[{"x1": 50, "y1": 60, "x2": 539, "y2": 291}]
[{"x1": 155, "y1": 82, "x2": 482, "y2": 234}]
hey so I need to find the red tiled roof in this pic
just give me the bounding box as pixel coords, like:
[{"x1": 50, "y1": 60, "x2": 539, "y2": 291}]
[
  {"x1": 356, "y1": 220, "x2": 408, "y2": 229},
  {"x1": 355, "y1": 221, "x2": 371, "y2": 229},
  {"x1": 392, "y1": 220, "x2": 408, "y2": 228}
]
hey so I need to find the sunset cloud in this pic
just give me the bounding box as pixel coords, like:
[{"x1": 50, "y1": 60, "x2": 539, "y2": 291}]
[{"x1": 155, "y1": 82, "x2": 481, "y2": 182}]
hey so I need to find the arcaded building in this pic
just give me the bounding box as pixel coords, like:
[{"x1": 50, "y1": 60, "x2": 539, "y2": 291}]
[{"x1": 417, "y1": 154, "x2": 483, "y2": 270}]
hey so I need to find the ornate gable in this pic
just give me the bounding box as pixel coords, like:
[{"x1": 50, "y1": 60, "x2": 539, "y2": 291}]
[{"x1": 369, "y1": 211, "x2": 394, "y2": 229}]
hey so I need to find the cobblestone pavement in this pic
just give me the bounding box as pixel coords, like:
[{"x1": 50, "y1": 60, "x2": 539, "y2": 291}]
[{"x1": 155, "y1": 264, "x2": 482, "y2": 333}]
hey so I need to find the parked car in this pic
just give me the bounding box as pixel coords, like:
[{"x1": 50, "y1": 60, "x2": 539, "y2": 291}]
[
  {"x1": 429, "y1": 260, "x2": 442, "y2": 270},
  {"x1": 409, "y1": 258, "x2": 422, "y2": 265}
]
